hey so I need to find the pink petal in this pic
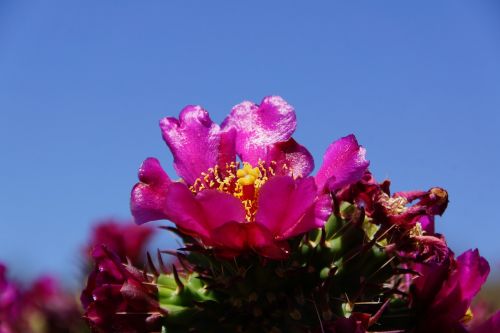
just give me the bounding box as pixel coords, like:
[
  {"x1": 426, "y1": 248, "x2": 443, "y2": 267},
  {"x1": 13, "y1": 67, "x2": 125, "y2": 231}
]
[
  {"x1": 442, "y1": 249, "x2": 490, "y2": 302},
  {"x1": 130, "y1": 158, "x2": 172, "y2": 225},
  {"x1": 164, "y1": 184, "x2": 245, "y2": 241},
  {"x1": 211, "y1": 222, "x2": 288, "y2": 259},
  {"x1": 163, "y1": 183, "x2": 210, "y2": 239},
  {"x1": 255, "y1": 176, "x2": 324, "y2": 239},
  {"x1": 196, "y1": 189, "x2": 247, "y2": 231},
  {"x1": 266, "y1": 138, "x2": 315, "y2": 178},
  {"x1": 247, "y1": 223, "x2": 290, "y2": 259},
  {"x1": 211, "y1": 221, "x2": 247, "y2": 251},
  {"x1": 160, "y1": 105, "x2": 235, "y2": 185},
  {"x1": 315, "y1": 134, "x2": 369, "y2": 192},
  {"x1": 291, "y1": 192, "x2": 333, "y2": 238},
  {"x1": 222, "y1": 96, "x2": 296, "y2": 164}
]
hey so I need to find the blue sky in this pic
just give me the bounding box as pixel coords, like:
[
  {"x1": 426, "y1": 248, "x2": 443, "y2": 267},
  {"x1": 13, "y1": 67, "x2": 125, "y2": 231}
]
[{"x1": 1, "y1": 1, "x2": 499, "y2": 283}]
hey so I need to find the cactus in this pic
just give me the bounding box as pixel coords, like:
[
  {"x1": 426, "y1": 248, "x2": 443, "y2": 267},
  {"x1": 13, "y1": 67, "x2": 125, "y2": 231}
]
[
  {"x1": 80, "y1": 96, "x2": 499, "y2": 333},
  {"x1": 145, "y1": 201, "x2": 410, "y2": 333}
]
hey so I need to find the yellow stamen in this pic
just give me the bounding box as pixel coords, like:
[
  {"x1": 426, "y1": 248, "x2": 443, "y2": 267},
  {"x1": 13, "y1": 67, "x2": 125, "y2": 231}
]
[
  {"x1": 236, "y1": 163, "x2": 262, "y2": 186},
  {"x1": 461, "y1": 307, "x2": 473, "y2": 324}
]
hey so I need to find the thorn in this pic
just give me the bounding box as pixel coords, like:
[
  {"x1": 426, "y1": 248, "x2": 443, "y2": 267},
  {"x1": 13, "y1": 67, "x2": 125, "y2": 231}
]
[
  {"x1": 365, "y1": 256, "x2": 396, "y2": 282},
  {"x1": 160, "y1": 249, "x2": 179, "y2": 256},
  {"x1": 147, "y1": 252, "x2": 159, "y2": 277},
  {"x1": 320, "y1": 227, "x2": 326, "y2": 246},
  {"x1": 157, "y1": 249, "x2": 168, "y2": 274},
  {"x1": 176, "y1": 253, "x2": 191, "y2": 272},
  {"x1": 172, "y1": 265, "x2": 184, "y2": 292},
  {"x1": 332, "y1": 195, "x2": 341, "y2": 219},
  {"x1": 310, "y1": 298, "x2": 325, "y2": 333},
  {"x1": 125, "y1": 256, "x2": 133, "y2": 266},
  {"x1": 158, "y1": 226, "x2": 178, "y2": 233},
  {"x1": 368, "y1": 298, "x2": 390, "y2": 327},
  {"x1": 303, "y1": 232, "x2": 310, "y2": 243},
  {"x1": 351, "y1": 206, "x2": 365, "y2": 226}
]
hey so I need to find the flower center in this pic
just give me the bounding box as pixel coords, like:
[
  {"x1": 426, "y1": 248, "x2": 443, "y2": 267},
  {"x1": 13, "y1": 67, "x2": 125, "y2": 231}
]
[
  {"x1": 236, "y1": 163, "x2": 262, "y2": 186},
  {"x1": 189, "y1": 161, "x2": 277, "y2": 222}
]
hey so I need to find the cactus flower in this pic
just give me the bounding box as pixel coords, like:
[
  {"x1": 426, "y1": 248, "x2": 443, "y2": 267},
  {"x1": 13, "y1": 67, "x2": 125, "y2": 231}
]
[
  {"x1": 131, "y1": 96, "x2": 369, "y2": 258},
  {"x1": 0, "y1": 264, "x2": 21, "y2": 333},
  {"x1": 84, "y1": 219, "x2": 156, "y2": 266},
  {"x1": 412, "y1": 249, "x2": 490, "y2": 332},
  {"x1": 81, "y1": 246, "x2": 165, "y2": 333}
]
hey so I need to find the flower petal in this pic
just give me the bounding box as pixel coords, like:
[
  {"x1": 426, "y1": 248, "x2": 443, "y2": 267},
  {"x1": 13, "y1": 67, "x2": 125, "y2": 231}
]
[
  {"x1": 195, "y1": 189, "x2": 247, "y2": 231},
  {"x1": 163, "y1": 183, "x2": 210, "y2": 239},
  {"x1": 315, "y1": 134, "x2": 369, "y2": 192},
  {"x1": 255, "y1": 176, "x2": 323, "y2": 239},
  {"x1": 164, "y1": 184, "x2": 245, "y2": 241},
  {"x1": 211, "y1": 222, "x2": 288, "y2": 259},
  {"x1": 160, "y1": 105, "x2": 235, "y2": 185},
  {"x1": 246, "y1": 223, "x2": 290, "y2": 259},
  {"x1": 130, "y1": 158, "x2": 172, "y2": 225},
  {"x1": 222, "y1": 96, "x2": 296, "y2": 164},
  {"x1": 291, "y1": 192, "x2": 332, "y2": 238},
  {"x1": 436, "y1": 249, "x2": 490, "y2": 305},
  {"x1": 211, "y1": 222, "x2": 247, "y2": 252},
  {"x1": 266, "y1": 138, "x2": 315, "y2": 178}
]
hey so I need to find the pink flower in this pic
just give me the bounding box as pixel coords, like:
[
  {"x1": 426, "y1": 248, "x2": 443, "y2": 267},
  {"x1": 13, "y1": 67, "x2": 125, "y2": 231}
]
[
  {"x1": 81, "y1": 246, "x2": 164, "y2": 333},
  {"x1": 131, "y1": 96, "x2": 369, "y2": 258},
  {"x1": 20, "y1": 276, "x2": 85, "y2": 333},
  {"x1": 85, "y1": 219, "x2": 156, "y2": 266},
  {"x1": 0, "y1": 264, "x2": 21, "y2": 333},
  {"x1": 1, "y1": 264, "x2": 85, "y2": 333},
  {"x1": 337, "y1": 171, "x2": 448, "y2": 234},
  {"x1": 411, "y1": 249, "x2": 490, "y2": 332}
]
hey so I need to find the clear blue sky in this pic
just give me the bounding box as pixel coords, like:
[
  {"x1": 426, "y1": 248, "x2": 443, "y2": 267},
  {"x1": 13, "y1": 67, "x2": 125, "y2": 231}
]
[{"x1": 1, "y1": 1, "x2": 499, "y2": 283}]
